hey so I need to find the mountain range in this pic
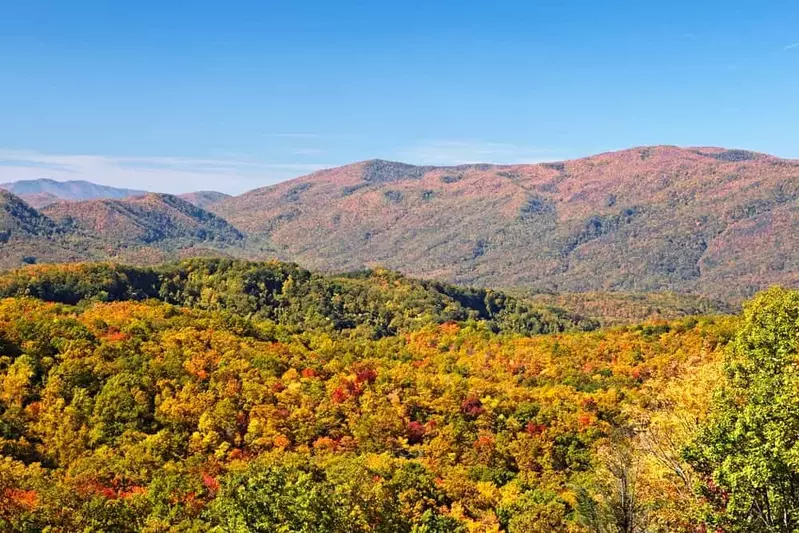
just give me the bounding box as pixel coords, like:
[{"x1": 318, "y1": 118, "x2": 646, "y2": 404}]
[{"x1": 1, "y1": 145, "x2": 797, "y2": 303}]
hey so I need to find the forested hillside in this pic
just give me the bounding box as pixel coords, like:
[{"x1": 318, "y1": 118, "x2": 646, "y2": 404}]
[
  {"x1": 0, "y1": 259, "x2": 597, "y2": 336},
  {"x1": 211, "y1": 146, "x2": 799, "y2": 302},
  {"x1": 0, "y1": 192, "x2": 250, "y2": 270},
  {"x1": 0, "y1": 260, "x2": 797, "y2": 531},
  {"x1": 2, "y1": 146, "x2": 799, "y2": 304}
]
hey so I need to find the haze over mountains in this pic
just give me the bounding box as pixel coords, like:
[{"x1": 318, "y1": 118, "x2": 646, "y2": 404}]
[
  {"x1": 1, "y1": 145, "x2": 797, "y2": 303},
  {"x1": 0, "y1": 179, "x2": 232, "y2": 209},
  {"x1": 0, "y1": 178, "x2": 146, "y2": 207}
]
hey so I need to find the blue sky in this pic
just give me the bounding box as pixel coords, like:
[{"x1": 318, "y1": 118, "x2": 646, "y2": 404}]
[{"x1": 1, "y1": 0, "x2": 798, "y2": 193}]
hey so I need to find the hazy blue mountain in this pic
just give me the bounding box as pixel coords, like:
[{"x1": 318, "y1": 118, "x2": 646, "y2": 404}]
[{"x1": 0, "y1": 178, "x2": 146, "y2": 204}]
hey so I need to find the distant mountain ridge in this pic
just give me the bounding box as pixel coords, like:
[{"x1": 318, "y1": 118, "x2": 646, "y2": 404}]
[
  {"x1": 0, "y1": 178, "x2": 146, "y2": 207},
  {"x1": 1, "y1": 145, "x2": 798, "y2": 303},
  {"x1": 1, "y1": 178, "x2": 232, "y2": 210}
]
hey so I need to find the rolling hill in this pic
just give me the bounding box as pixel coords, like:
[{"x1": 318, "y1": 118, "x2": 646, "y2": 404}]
[
  {"x1": 0, "y1": 191, "x2": 247, "y2": 269},
  {"x1": 0, "y1": 190, "x2": 88, "y2": 265},
  {"x1": 42, "y1": 193, "x2": 243, "y2": 246},
  {"x1": 179, "y1": 190, "x2": 232, "y2": 208},
  {"x1": 210, "y1": 146, "x2": 799, "y2": 302}
]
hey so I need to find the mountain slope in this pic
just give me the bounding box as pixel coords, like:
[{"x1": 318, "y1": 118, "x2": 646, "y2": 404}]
[
  {"x1": 0, "y1": 190, "x2": 59, "y2": 239},
  {"x1": 0, "y1": 192, "x2": 247, "y2": 269},
  {"x1": 211, "y1": 146, "x2": 799, "y2": 302},
  {"x1": 179, "y1": 190, "x2": 231, "y2": 208},
  {"x1": 42, "y1": 193, "x2": 244, "y2": 246},
  {"x1": 0, "y1": 190, "x2": 90, "y2": 265},
  {"x1": 14, "y1": 191, "x2": 62, "y2": 208},
  {"x1": 0, "y1": 262, "x2": 740, "y2": 531},
  {"x1": 0, "y1": 178, "x2": 146, "y2": 205}
]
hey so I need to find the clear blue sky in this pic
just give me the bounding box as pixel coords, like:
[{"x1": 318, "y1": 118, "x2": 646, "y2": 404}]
[{"x1": 1, "y1": 0, "x2": 798, "y2": 193}]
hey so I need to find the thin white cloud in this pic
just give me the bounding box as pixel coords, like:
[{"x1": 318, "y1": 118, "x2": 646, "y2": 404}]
[
  {"x1": 785, "y1": 42, "x2": 799, "y2": 50},
  {"x1": 395, "y1": 140, "x2": 562, "y2": 166},
  {"x1": 291, "y1": 148, "x2": 328, "y2": 156},
  {"x1": 0, "y1": 149, "x2": 330, "y2": 194},
  {"x1": 261, "y1": 133, "x2": 321, "y2": 138}
]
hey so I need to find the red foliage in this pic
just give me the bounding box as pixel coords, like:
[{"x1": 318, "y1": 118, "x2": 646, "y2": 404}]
[
  {"x1": 104, "y1": 327, "x2": 130, "y2": 342},
  {"x1": 119, "y1": 486, "x2": 146, "y2": 499},
  {"x1": 202, "y1": 472, "x2": 220, "y2": 496},
  {"x1": 525, "y1": 422, "x2": 547, "y2": 435},
  {"x1": 474, "y1": 435, "x2": 495, "y2": 452},
  {"x1": 355, "y1": 367, "x2": 377, "y2": 384},
  {"x1": 508, "y1": 362, "x2": 527, "y2": 375},
  {"x1": 406, "y1": 421, "x2": 426, "y2": 444},
  {"x1": 313, "y1": 437, "x2": 338, "y2": 451},
  {"x1": 3, "y1": 489, "x2": 38, "y2": 510},
  {"x1": 332, "y1": 386, "x2": 349, "y2": 404},
  {"x1": 460, "y1": 396, "x2": 484, "y2": 418}
]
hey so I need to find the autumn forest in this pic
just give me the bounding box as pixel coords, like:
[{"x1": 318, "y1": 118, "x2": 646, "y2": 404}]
[{"x1": 0, "y1": 259, "x2": 796, "y2": 532}]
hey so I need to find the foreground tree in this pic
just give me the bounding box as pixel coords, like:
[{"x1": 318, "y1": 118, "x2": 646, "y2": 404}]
[
  {"x1": 686, "y1": 288, "x2": 799, "y2": 532},
  {"x1": 576, "y1": 436, "x2": 650, "y2": 533}
]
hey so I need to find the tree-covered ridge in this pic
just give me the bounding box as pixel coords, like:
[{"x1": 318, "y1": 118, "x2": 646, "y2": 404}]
[
  {"x1": 527, "y1": 291, "x2": 733, "y2": 326},
  {"x1": 42, "y1": 193, "x2": 244, "y2": 247},
  {"x1": 0, "y1": 259, "x2": 598, "y2": 337},
  {"x1": 0, "y1": 190, "x2": 60, "y2": 241},
  {"x1": 0, "y1": 178, "x2": 146, "y2": 203},
  {"x1": 0, "y1": 294, "x2": 733, "y2": 532},
  {"x1": 0, "y1": 191, "x2": 249, "y2": 271},
  {"x1": 210, "y1": 146, "x2": 799, "y2": 302}
]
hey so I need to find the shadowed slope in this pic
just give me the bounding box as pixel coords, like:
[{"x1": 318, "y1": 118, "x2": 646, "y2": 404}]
[{"x1": 42, "y1": 193, "x2": 243, "y2": 246}]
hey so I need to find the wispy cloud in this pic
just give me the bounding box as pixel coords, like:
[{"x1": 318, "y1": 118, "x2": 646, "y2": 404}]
[
  {"x1": 395, "y1": 140, "x2": 563, "y2": 166},
  {"x1": 261, "y1": 133, "x2": 321, "y2": 138},
  {"x1": 291, "y1": 148, "x2": 328, "y2": 156},
  {"x1": 785, "y1": 42, "x2": 799, "y2": 50},
  {"x1": 0, "y1": 149, "x2": 331, "y2": 194}
]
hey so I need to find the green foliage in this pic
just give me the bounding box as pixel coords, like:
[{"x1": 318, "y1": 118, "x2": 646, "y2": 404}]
[
  {"x1": 687, "y1": 288, "x2": 799, "y2": 532},
  {"x1": 0, "y1": 259, "x2": 596, "y2": 337},
  {"x1": 209, "y1": 462, "x2": 350, "y2": 532}
]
